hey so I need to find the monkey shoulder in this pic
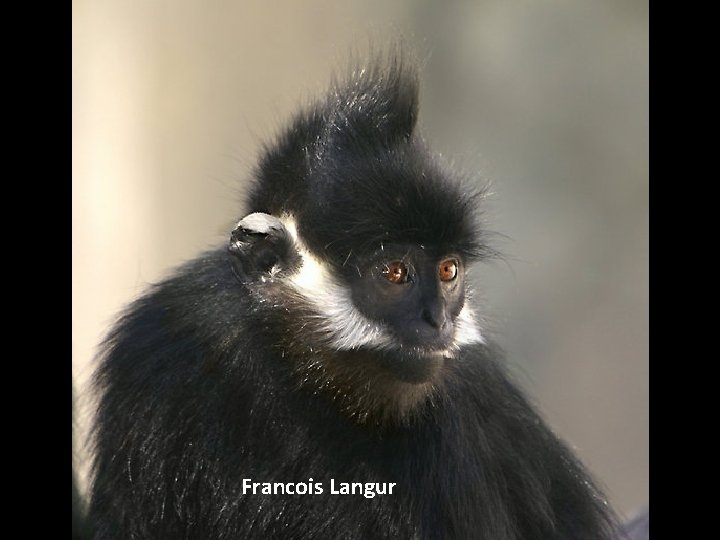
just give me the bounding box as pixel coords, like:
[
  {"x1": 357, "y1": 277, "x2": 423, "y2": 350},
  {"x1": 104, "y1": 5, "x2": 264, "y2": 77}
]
[{"x1": 96, "y1": 248, "x2": 277, "y2": 392}]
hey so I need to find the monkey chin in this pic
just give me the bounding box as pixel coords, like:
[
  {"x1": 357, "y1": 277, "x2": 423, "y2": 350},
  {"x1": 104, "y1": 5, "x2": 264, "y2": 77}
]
[{"x1": 292, "y1": 345, "x2": 453, "y2": 426}]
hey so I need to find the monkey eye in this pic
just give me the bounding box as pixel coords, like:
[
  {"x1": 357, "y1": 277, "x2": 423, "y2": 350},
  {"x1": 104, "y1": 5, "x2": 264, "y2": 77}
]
[
  {"x1": 438, "y1": 259, "x2": 458, "y2": 282},
  {"x1": 382, "y1": 261, "x2": 410, "y2": 284}
]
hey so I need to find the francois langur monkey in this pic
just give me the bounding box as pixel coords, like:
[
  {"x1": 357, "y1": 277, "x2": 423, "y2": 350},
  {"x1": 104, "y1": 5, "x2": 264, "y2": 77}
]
[{"x1": 88, "y1": 53, "x2": 621, "y2": 539}]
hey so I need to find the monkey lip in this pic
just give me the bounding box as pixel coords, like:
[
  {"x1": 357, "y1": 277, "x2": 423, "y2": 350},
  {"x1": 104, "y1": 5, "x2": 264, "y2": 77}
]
[{"x1": 393, "y1": 344, "x2": 449, "y2": 355}]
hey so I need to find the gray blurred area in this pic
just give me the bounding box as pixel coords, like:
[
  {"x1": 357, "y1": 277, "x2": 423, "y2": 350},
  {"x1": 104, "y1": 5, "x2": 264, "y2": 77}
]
[{"x1": 72, "y1": 0, "x2": 648, "y2": 521}]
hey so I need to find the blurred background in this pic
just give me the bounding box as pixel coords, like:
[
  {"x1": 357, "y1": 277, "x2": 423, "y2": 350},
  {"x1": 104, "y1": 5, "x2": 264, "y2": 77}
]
[{"x1": 72, "y1": 0, "x2": 648, "y2": 521}]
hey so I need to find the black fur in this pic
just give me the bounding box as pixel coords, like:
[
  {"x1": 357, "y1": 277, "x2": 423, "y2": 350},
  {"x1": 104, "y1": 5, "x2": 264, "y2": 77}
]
[{"x1": 88, "y1": 52, "x2": 621, "y2": 539}]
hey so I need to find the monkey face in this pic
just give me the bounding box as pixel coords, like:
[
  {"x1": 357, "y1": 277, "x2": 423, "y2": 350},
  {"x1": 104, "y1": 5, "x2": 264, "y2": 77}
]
[
  {"x1": 349, "y1": 244, "x2": 466, "y2": 352},
  {"x1": 228, "y1": 212, "x2": 483, "y2": 377}
]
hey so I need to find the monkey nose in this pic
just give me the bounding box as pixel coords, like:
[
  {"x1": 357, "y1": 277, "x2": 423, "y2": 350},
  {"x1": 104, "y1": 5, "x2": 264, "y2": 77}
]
[{"x1": 421, "y1": 306, "x2": 447, "y2": 330}]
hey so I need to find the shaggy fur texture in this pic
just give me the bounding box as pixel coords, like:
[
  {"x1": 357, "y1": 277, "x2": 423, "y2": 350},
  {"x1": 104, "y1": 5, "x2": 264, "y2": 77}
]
[{"x1": 88, "y1": 52, "x2": 620, "y2": 539}]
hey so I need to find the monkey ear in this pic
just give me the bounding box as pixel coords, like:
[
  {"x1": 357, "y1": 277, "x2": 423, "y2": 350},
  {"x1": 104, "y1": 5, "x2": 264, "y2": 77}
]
[
  {"x1": 324, "y1": 56, "x2": 420, "y2": 150},
  {"x1": 228, "y1": 213, "x2": 299, "y2": 281}
]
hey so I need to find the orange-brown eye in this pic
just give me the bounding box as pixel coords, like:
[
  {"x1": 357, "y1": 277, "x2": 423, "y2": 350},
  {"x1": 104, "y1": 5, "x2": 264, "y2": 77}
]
[
  {"x1": 438, "y1": 259, "x2": 458, "y2": 282},
  {"x1": 382, "y1": 261, "x2": 409, "y2": 284}
]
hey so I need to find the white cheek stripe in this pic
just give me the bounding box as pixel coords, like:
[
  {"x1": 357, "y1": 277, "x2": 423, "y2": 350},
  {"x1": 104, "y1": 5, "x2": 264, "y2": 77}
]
[
  {"x1": 454, "y1": 304, "x2": 485, "y2": 345},
  {"x1": 278, "y1": 214, "x2": 484, "y2": 350},
  {"x1": 280, "y1": 214, "x2": 394, "y2": 350}
]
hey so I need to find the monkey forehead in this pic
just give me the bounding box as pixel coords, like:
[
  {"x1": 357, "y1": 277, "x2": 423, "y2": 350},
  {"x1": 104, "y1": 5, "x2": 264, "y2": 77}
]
[{"x1": 299, "y1": 164, "x2": 483, "y2": 265}]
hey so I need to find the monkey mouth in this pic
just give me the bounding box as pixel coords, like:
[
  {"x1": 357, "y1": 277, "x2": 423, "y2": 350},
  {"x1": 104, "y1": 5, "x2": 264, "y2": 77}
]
[
  {"x1": 373, "y1": 347, "x2": 450, "y2": 384},
  {"x1": 402, "y1": 342, "x2": 455, "y2": 357},
  {"x1": 392, "y1": 324, "x2": 456, "y2": 353}
]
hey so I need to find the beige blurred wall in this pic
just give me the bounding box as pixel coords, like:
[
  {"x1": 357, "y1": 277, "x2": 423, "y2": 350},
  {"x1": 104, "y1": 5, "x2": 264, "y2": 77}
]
[{"x1": 72, "y1": 0, "x2": 648, "y2": 520}]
